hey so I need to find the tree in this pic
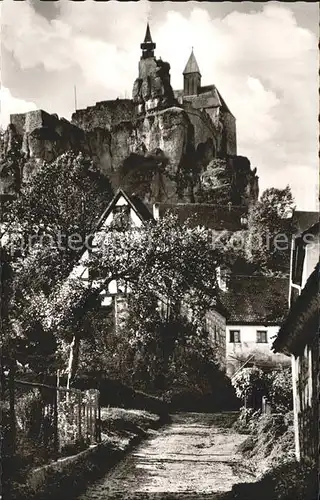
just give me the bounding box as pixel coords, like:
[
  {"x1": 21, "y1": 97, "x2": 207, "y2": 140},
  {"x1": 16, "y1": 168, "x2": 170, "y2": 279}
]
[
  {"x1": 245, "y1": 186, "x2": 296, "y2": 274},
  {"x1": 48, "y1": 213, "x2": 221, "y2": 386},
  {"x1": 7, "y1": 151, "x2": 112, "y2": 259},
  {"x1": 89, "y1": 213, "x2": 219, "y2": 307},
  {"x1": 265, "y1": 368, "x2": 293, "y2": 413},
  {"x1": 197, "y1": 159, "x2": 232, "y2": 204},
  {"x1": 1, "y1": 152, "x2": 113, "y2": 380}
]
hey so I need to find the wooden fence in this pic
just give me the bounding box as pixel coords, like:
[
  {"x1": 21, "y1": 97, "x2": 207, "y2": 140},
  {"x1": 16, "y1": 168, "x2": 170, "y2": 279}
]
[{"x1": 2, "y1": 376, "x2": 101, "y2": 465}]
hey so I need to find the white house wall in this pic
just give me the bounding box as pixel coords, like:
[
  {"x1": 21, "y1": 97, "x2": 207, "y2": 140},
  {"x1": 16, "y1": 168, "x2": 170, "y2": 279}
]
[
  {"x1": 302, "y1": 240, "x2": 319, "y2": 288},
  {"x1": 226, "y1": 324, "x2": 290, "y2": 376},
  {"x1": 115, "y1": 195, "x2": 128, "y2": 206},
  {"x1": 69, "y1": 250, "x2": 90, "y2": 281}
]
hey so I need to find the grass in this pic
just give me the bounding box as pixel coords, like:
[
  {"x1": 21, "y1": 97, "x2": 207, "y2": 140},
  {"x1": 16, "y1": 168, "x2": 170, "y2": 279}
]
[
  {"x1": 5, "y1": 407, "x2": 164, "y2": 500},
  {"x1": 235, "y1": 411, "x2": 295, "y2": 476},
  {"x1": 226, "y1": 410, "x2": 318, "y2": 500}
]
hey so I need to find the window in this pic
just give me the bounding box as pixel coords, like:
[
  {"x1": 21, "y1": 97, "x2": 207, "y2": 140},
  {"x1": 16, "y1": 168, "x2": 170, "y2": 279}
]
[
  {"x1": 112, "y1": 205, "x2": 130, "y2": 230},
  {"x1": 256, "y1": 330, "x2": 268, "y2": 343},
  {"x1": 229, "y1": 330, "x2": 241, "y2": 343}
]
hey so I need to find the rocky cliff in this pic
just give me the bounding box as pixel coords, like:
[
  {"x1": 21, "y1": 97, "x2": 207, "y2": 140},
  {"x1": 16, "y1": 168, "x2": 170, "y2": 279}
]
[{"x1": 1, "y1": 57, "x2": 258, "y2": 205}]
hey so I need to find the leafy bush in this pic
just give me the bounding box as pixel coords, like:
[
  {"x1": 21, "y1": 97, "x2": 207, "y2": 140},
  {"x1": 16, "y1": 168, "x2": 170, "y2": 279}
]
[
  {"x1": 232, "y1": 367, "x2": 293, "y2": 413},
  {"x1": 265, "y1": 368, "x2": 293, "y2": 413},
  {"x1": 233, "y1": 407, "x2": 261, "y2": 434},
  {"x1": 231, "y1": 367, "x2": 267, "y2": 409}
]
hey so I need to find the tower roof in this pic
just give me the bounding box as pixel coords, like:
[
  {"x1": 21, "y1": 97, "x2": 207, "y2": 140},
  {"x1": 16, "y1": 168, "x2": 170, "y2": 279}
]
[
  {"x1": 183, "y1": 49, "x2": 201, "y2": 76},
  {"x1": 140, "y1": 22, "x2": 156, "y2": 54},
  {"x1": 143, "y1": 23, "x2": 153, "y2": 44}
]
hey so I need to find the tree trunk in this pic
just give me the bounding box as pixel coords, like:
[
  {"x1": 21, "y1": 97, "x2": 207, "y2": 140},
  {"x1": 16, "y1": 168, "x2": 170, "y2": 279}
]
[{"x1": 66, "y1": 336, "x2": 80, "y2": 390}]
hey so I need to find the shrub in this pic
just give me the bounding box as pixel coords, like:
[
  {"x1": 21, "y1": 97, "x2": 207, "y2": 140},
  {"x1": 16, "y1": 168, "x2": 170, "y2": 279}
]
[
  {"x1": 229, "y1": 460, "x2": 317, "y2": 500},
  {"x1": 231, "y1": 367, "x2": 267, "y2": 409},
  {"x1": 266, "y1": 368, "x2": 293, "y2": 413},
  {"x1": 233, "y1": 406, "x2": 261, "y2": 433}
]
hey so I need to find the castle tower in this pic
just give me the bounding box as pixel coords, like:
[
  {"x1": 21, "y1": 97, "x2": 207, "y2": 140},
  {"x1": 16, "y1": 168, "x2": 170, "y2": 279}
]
[
  {"x1": 183, "y1": 49, "x2": 201, "y2": 96},
  {"x1": 140, "y1": 23, "x2": 156, "y2": 59},
  {"x1": 133, "y1": 24, "x2": 175, "y2": 115}
]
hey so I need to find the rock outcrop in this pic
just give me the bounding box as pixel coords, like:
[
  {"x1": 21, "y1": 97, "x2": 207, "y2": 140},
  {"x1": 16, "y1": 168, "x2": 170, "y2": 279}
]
[
  {"x1": 133, "y1": 58, "x2": 176, "y2": 115},
  {"x1": 1, "y1": 27, "x2": 259, "y2": 206}
]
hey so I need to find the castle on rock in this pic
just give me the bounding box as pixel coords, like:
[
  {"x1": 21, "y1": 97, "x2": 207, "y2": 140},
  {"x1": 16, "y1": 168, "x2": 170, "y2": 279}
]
[{"x1": 1, "y1": 24, "x2": 259, "y2": 206}]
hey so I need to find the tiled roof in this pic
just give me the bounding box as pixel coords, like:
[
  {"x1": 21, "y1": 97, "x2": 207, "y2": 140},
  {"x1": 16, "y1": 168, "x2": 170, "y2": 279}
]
[
  {"x1": 173, "y1": 84, "x2": 234, "y2": 117},
  {"x1": 292, "y1": 210, "x2": 319, "y2": 235},
  {"x1": 272, "y1": 263, "x2": 319, "y2": 356},
  {"x1": 220, "y1": 276, "x2": 289, "y2": 325},
  {"x1": 157, "y1": 203, "x2": 248, "y2": 231},
  {"x1": 127, "y1": 193, "x2": 154, "y2": 221}
]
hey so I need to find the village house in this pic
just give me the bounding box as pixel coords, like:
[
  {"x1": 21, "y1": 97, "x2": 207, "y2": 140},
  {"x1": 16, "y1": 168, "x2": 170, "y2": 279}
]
[
  {"x1": 272, "y1": 219, "x2": 319, "y2": 464},
  {"x1": 220, "y1": 275, "x2": 291, "y2": 377}
]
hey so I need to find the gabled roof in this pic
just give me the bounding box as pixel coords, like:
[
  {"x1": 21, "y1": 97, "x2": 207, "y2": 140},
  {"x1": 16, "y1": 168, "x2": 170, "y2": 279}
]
[
  {"x1": 155, "y1": 203, "x2": 247, "y2": 231},
  {"x1": 292, "y1": 210, "x2": 319, "y2": 235},
  {"x1": 173, "y1": 83, "x2": 234, "y2": 118},
  {"x1": 183, "y1": 50, "x2": 201, "y2": 75},
  {"x1": 215, "y1": 87, "x2": 234, "y2": 118},
  {"x1": 220, "y1": 276, "x2": 289, "y2": 325},
  {"x1": 96, "y1": 188, "x2": 153, "y2": 231},
  {"x1": 272, "y1": 263, "x2": 319, "y2": 356}
]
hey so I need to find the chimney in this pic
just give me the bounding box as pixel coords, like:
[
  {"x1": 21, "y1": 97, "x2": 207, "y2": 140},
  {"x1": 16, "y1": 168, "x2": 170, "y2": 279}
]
[{"x1": 153, "y1": 202, "x2": 160, "y2": 220}]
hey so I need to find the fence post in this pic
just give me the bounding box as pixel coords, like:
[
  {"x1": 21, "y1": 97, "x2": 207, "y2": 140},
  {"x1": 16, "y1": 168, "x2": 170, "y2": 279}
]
[
  {"x1": 53, "y1": 388, "x2": 59, "y2": 459},
  {"x1": 89, "y1": 396, "x2": 93, "y2": 442},
  {"x1": 262, "y1": 395, "x2": 266, "y2": 414},
  {"x1": 8, "y1": 363, "x2": 16, "y2": 456},
  {"x1": 96, "y1": 391, "x2": 101, "y2": 443},
  {"x1": 78, "y1": 392, "x2": 82, "y2": 441}
]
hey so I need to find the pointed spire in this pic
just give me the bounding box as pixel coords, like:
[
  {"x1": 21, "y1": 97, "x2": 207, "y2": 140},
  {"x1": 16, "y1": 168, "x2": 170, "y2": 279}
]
[
  {"x1": 183, "y1": 49, "x2": 201, "y2": 76},
  {"x1": 140, "y1": 23, "x2": 156, "y2": 59},
  {"x1": 144, "y1": 23, "x2": 153, "y2": 44}
]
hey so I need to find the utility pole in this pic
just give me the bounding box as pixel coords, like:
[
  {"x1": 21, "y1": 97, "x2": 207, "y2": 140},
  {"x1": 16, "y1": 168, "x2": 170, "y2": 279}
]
[{"x1": 74, "y1": 85, "x2": 77, "y2": 112}]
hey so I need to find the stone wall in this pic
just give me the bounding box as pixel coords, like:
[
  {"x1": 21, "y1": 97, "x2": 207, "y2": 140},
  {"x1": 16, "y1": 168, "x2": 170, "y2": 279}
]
[
  {"x1": 182, "y1": 101, "x2": 218, "y2": 156},
  {"x1": 206, "y1": 308, "x2": 227, "y2": 370},
  {"x1": 220, "y1": 110, "x2": 237, "y2": 156},
  {"x1": 72, "y1": 99, "x2": 135, "y2": 131}
]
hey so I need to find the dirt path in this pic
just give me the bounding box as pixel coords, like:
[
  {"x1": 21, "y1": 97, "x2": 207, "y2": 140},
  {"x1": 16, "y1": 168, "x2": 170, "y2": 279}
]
[{"x1": 77, "y1": 412, "x2": 256, "y2": 499}]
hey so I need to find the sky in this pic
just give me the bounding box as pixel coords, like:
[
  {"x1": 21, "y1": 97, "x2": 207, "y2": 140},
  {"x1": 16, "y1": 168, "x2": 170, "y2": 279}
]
[{"x1": 1, "y1": 0, "x2": 319, "y2": 210}]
